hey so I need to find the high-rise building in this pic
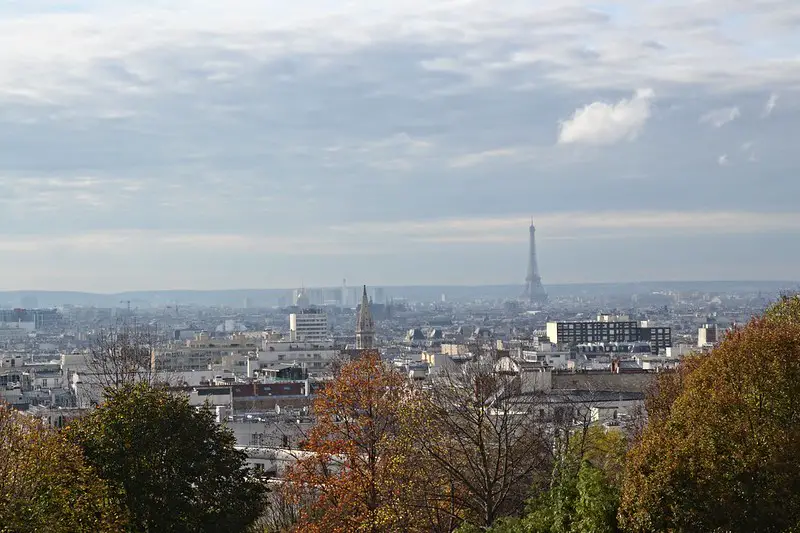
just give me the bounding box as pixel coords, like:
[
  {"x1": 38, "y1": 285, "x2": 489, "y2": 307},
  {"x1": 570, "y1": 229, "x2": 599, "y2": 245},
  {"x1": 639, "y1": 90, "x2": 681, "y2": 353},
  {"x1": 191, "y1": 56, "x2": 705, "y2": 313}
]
[
  {"x1": 698, "y1": 323, "x2": 719, "y2": 347},
  {"x1": 373, "y1": 287, "x2": 386, "y2": 305},
  {"x1": 293, "y1": 288, "x2": 310, "y2": 308},
  {"x1": 522, "y1": 219, "x2": 547, "y2": 305},
  {"x1": 355, "y1": 286, "x2": 375, "y2": 350},
  {"x1": 290, "y1": 309, "x2": 329, "y2": 342}
]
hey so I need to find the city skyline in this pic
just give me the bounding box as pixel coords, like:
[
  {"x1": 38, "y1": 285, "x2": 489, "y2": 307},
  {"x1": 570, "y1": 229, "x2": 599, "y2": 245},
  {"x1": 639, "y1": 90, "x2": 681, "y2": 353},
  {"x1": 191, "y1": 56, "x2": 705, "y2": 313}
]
[{"x1": 0, "y1": 1, "x2": 798, "y2": 291}]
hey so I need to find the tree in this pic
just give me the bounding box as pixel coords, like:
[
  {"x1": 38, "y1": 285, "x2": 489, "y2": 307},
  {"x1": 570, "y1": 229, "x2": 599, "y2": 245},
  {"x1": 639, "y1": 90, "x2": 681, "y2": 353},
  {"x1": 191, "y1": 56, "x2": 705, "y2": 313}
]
[
  {"x1": 86, "y1": 323, "x2": 162, "y2": 390},
  {"x1": 0, "y1": 404, "x2": 125, "y2": 532},
  {"x1": 486, "y1": 426, "x2": 625, "y2": 533},
  {"x1": 619, "y1": 295, "x2": 800, "y2": 533},
  {"x1": 252, "y1": 483, "x2": 321, "y2": 533},
  {"x1": 572, "y1": 460, "x2": 620, "y2": 533},
  {"x1": 67, "y1": 383, "x2": 267, "y2": 533},
  {"x1": 77, "y1": 323, "x2": 167, "y2": 408},
  {"x1": 405, "y1": 358, "x2": 552, "y2": 529},
  {"x1": 284, "y1": 352, "x2": 426, "y2": 533}
]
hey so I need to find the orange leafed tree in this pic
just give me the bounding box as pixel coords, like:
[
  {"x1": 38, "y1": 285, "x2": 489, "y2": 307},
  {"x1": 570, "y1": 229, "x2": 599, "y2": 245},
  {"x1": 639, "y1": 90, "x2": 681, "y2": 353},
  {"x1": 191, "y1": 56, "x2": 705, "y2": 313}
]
[
  {"x1": 619, "y1": 295, "x2": 800, "y2": 532},
  {"x1": 0, "y1": 404, "x2": 126, "y2": 532},
  {"x1": 284, "y1": 351, "x2": 427, "y2": 533}
]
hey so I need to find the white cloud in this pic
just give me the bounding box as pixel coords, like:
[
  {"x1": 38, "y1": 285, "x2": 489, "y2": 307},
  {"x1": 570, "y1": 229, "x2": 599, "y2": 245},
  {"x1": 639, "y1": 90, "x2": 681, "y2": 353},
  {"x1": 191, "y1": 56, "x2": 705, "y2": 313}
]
[
  {"x1": 0, "y1": 1, "x2": 798, "y2": 289},
  {"x1": 557, "y1": 88, "x2": 655, "y2": 145},
  {"x1": 0, "y1": 0, "x2": 796, "y2": 112},
  {"x1": 320, "y1": 133, "x2": 435, "y2": 171},
  {"x1": 740, "y1": 141, "x2": 758, "y2": 162},
  {"x1": 718, "y1": 154, "x2": 730, "y2": 166},
  {"x1": 762, "y1": 93, "x2": 779, "y2": 117},
  {"x1": 700, "y1": 106, "x2": 741, "y2": 128},
  {"x1": 449, "y1": 148, "x2": 519, "y2": 168},
  {"x1": 333, "y1": 210, "x2": 800, "y2": 243},
  {"x1": 0, "y1": 230, "x2": 358, "y2": 255}
]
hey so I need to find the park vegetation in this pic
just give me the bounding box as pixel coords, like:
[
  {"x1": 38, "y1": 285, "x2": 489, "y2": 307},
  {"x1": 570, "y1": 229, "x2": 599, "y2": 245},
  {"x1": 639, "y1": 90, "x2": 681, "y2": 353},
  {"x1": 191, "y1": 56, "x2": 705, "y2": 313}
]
[
  {"x1": 273, "y1": 295, "x2": 800, "y2": 533},
  {"x1": 2, "y1": 295, "x2": 800, "y2": 532}
]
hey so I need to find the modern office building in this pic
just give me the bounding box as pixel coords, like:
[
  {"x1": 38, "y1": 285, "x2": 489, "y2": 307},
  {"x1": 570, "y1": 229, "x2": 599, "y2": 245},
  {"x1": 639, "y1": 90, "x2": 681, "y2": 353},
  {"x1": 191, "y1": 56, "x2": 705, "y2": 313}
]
[
  {"x1": 289, "y1": 309, "x2": 329, "y2": 343},
  {"x1": 698, "y1": 323, "x2": 719, "y2": 347},
  {"x1": 546, "y1": 314, "x2": 671, "y2": 354}
]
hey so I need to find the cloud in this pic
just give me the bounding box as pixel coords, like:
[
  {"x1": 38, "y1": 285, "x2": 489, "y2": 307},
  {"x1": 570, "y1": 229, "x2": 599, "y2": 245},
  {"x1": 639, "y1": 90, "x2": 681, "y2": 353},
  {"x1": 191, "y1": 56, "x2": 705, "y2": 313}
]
[
  {"x1": 0, "y1": 1, "x2": 798, "y2": 289},
  {"x1": 557, "y1": 88, "x2": 655, "y2": 145},
  {"x1": 448, "y1": 148, "x2": 520, "y2": 168},
  {"x1": 718, "y1": 154, "x2": 730, "y2": 166},
  {"x1": 321, "y1": 133, "x2": 435, "y2": 171},
  {"x1": 740, "y1": 141, "x2": 758, "y2": 162},
  {"x1": 700, "y1": 106, "x2": 741, "y2": 128},
  {"x1": 332, "y1": 210, "x2": 800, "y2": 244},
  {"x1": 762, "y1": 93, "x2": 779, "y2": 117}
]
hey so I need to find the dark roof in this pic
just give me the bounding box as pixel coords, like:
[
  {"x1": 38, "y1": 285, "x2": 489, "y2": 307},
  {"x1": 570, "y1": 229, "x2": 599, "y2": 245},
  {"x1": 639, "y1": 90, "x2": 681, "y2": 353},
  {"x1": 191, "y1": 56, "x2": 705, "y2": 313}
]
[{"x1": 512, "y1": 389, "x2": 645, "y2": 404}]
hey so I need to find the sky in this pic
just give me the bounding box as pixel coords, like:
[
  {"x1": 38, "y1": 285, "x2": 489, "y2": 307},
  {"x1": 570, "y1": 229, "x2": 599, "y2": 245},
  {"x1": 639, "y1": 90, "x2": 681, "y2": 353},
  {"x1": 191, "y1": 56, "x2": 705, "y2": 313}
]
[{"x1": 0, "y1": 0, "x2": 799, "y2": 292}]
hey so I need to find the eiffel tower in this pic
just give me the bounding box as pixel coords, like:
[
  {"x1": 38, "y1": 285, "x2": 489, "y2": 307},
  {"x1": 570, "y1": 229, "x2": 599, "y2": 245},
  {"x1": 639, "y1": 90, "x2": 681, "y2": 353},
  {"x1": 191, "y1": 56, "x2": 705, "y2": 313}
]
[{"x1": 522, "y1": 219, "x2": 548, "y2": 305}]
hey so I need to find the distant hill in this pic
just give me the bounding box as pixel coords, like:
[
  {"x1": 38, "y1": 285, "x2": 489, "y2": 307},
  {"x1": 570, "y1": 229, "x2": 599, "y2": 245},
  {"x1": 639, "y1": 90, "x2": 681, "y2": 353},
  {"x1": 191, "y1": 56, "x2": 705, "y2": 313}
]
[{"x1": 0, "y1": 280, "x2": 796, "y2": 308}]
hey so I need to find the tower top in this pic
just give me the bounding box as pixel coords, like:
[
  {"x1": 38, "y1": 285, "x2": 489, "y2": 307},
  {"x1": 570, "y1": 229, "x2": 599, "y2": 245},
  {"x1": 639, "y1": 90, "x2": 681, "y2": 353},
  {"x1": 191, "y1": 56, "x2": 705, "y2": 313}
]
[
  {"x1": 357, "y1": 286, "x2": 374, "y2": 333},
  {"x1": 523, "y1": 220, "x2": 547, "y2": 305},
  {"x1": 356, "y1": 285, "x2": 375, "y2": 350}
]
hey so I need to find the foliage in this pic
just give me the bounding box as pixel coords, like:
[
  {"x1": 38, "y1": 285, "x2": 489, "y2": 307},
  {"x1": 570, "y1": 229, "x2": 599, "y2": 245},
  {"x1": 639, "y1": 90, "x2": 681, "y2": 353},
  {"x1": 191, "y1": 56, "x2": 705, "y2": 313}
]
[
  {"x1": 67, "y1": 383, "x2": 267, "y2": 533},
  {"x1": 480, "y1": 426, "x2": 625, "y2": 533},
  {"x1": 0, "y1": 404, "x2": 125, "y2": 532},
  {"x1": 284, "y1": 353, "x2": 426, "y2": 533},
  {"x1": 404, "y1": 359, "x2": 552, "y2": 529},
  {"x1": 572, "y1": 461, "x2": 620, "y2": 533},
  {"x1": 619, "y1": 295, "x2": 800, "y2": 533}
]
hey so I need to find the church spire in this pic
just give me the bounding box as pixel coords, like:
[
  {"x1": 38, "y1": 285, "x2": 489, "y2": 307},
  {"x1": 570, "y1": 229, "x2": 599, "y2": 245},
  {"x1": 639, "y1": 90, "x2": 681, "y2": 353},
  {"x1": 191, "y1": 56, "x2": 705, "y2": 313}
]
[{"x1": 356, "y1": 285, "x2": 375, "y2": 350}]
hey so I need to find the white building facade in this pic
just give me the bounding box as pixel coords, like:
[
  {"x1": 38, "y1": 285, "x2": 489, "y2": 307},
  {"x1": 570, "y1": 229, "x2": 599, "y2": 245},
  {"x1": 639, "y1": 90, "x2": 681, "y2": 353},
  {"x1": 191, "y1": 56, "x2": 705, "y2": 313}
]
[{"x1": 289, "y1": 310, "x2": 329, "y2": 343}]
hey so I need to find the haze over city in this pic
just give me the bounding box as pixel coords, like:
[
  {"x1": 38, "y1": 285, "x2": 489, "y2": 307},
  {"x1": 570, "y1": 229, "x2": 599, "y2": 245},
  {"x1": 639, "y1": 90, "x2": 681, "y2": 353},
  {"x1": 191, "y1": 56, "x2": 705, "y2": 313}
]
[{"x1": 0, "y1": 0, "x2": 798, "y2": 291}]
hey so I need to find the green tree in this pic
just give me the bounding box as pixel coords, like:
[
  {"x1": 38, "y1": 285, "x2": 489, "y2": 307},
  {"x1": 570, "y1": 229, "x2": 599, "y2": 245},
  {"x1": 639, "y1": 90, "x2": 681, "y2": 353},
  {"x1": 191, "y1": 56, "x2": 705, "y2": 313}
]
[
  {"x1": 481, "y1": 427, "x2": 624, "y2": 533},
  {"x1": 572, "y1": 461, "x2": 619, "y2": 533},
  {"x1": 619, "y1": 295, "x2": 800, "y2": 533},
  {"x1": 67, "y1": 383, "x2": 267, "y2": 533},
  {"x1": 0, "y1": 404, "x2": 125, "y2": 532}
]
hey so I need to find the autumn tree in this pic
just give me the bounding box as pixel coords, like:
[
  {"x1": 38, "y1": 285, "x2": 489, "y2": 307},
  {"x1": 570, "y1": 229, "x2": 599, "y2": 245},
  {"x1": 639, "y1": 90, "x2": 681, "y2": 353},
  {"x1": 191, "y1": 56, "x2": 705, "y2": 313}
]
[
  {"x1": 619, "y1": 295, "x2": 800, "y2": 533},
  {"x1": 67, "y1": 383, "x2": 267, "y2": 533},
  {"x1": 284, "y1": 351, "x2": 426, "y2": 533},
  {"x1": 0, "y1": 404, "x2": 125, "y2": 532},
  {"x1": 405, "y1": 358, "x2": 552, "y2": 530}
]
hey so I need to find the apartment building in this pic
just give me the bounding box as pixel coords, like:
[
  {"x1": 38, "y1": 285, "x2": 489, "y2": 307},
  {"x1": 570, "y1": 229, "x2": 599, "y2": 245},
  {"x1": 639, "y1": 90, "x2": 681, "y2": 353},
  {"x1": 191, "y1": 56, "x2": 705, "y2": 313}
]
[
  {"x1": 546, "y1": 314, "x2": 672, "y2": 354},
  {"x1": 289, "y1": 309, "x2": 329, "y2": 342}
]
